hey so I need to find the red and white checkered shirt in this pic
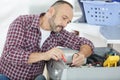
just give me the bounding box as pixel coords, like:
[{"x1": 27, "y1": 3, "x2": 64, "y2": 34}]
[{"x1": 0, "y1": 14, "x2": 94, "y2": 80}]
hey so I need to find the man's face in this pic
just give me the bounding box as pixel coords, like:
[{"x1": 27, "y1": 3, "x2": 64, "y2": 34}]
[
  {"x1": 49, "y1": 4, "x2": 73, "y2": 32},
  {"x1": 48, "y1": 14, "x2": 61, "y2": 32}
]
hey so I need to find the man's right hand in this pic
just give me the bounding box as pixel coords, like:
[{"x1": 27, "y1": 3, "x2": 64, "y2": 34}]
[
  {"x1": 28, "y1": 47, "x2": 65, "y2": 64},
  {"x1": 44, "y1": 47, "x2": 65, "y2": 61}
]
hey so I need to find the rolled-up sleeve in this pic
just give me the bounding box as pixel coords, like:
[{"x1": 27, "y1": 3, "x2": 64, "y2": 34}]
[{"x1": 58, "y1": 30, "x2": 94, "y2": 51}]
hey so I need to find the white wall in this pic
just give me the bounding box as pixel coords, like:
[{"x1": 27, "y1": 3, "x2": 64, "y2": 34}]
[
  {"x1": 29, "y1": 0, "x2": 57, "y2": 14},
  {"x1": 0, "y1": 0, "x2": 29, "y2": 55}
]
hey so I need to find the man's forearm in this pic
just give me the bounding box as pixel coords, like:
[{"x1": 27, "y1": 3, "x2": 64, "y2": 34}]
[
  {"x1": 78, "y1": 44, "x2": 93, "y2": 57},
  {"x1": 28, "y1": 52, "x2": 47, "y2": 64}
]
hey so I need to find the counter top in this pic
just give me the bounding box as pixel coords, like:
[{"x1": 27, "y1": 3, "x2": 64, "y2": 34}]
[
  {"x1": 65, "y1": 23, "x2": 120, "y2": 46},
  {"x1": 100, "y1": 26, "x2": 120, "y2": 44},
  {"x1": 65, "y1": 23, "x2": 101, "y2": 37}
]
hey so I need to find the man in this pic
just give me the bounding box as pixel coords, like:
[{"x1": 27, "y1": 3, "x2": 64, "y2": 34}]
[{"x1": 0, "y1": 0, "x2": 94, "y2": 80}]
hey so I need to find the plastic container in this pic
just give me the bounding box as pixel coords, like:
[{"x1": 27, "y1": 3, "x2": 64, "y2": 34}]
[
  {"x1": 82, "y1": 1, "x2": 120, "y2": 26},
  {"x1": 112, "y1": 0, "x2": 120, "y2": 2}
]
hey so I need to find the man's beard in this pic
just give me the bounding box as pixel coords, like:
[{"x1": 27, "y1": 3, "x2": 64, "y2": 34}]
[{"x1": 49, "y1": 15, "x2": 64, "y2": 32}]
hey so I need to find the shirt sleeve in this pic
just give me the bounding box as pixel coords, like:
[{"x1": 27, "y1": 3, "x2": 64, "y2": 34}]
[
  {"x1": 2, "y1": 15, "x2": 31, "y2": 65},
  {"x1": 57, "y1": 30, "x2": 94, "y2": 51}
]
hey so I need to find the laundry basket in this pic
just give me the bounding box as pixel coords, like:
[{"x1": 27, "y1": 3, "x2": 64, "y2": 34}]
[
  {"x1": 82, "y1": 1, "x2": 120, "y2": 26},
  {"x1": 112, "y1": 0, "x2": 120, "y2": 2}
]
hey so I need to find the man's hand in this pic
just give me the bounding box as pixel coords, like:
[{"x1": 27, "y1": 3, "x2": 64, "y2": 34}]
[
  {"x1": 70, "y1": 44, "x2": 93, "y2": 67},
  {"x1": 44, "y1": 47, "x2": 65, "y2": 61},
  {"x1": 71, "y1": 53, "x2": 85, "y2": 67},
  {"x1": 28, "y1": 47, "x2": 65, "y2": 64}
]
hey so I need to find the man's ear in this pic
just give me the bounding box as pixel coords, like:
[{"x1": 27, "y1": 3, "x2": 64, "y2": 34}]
[{"x1": 48, "y1": 7, "x2": 55, "y2": 16}]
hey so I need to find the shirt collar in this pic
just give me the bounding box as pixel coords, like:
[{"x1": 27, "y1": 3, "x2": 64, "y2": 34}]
[{"x1": 31, "y1": 13, "x2": 45, "y2": 29}]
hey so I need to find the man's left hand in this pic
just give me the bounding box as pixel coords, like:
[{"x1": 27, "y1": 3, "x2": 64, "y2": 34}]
[{"x1": 71, "y1": 53, "x2": 85, "y2": 67}]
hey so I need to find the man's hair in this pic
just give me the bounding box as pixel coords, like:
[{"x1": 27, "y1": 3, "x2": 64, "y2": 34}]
[{"x1": 51, "y1": 0, "x2": 73, "y2": 9}]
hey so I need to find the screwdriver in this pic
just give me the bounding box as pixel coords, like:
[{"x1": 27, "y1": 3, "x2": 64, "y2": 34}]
[{"x1": 62, "y1": 55, "x2": 67, "y2": 62}]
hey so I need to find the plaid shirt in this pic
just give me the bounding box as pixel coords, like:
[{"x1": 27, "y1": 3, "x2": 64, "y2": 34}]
[{"x1": 0, "y1": 14, "x2": 94, "y2": 80}]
